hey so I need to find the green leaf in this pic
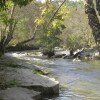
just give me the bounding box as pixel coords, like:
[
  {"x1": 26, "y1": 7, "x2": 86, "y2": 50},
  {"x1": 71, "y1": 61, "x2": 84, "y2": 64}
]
[{"x1": 34, "y1": 17, "x2": 45, "y2": 25}]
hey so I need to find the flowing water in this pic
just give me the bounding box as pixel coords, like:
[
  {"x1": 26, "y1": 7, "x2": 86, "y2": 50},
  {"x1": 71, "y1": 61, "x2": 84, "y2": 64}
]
[{"x1": 5, "y1": 51, "x2": 100, "y2": 100}]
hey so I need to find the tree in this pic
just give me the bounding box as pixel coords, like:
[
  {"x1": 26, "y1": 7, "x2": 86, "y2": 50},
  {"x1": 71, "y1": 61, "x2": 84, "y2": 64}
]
[
  {"x1": 0, "y1": 0, "x2": 34, "y2": 56},
  {"x1": 0, "y1": 1, "x2": 17, "y2": 55},
  {"x1": 35, "y1": 0, "x2": 73, "y2": 51},
  {"x1": 85, "y1": 0, "x2": 100, "y2": 53},
  {"x1": 60, "y1": 1, "x2": 95, "y2": 50},
  {"x1": 0, "y1": 0, "x2": 33, "y2": 8},
  {"x1": 13, "y1": 3, "x2": 39, "y2": 47},
  {"x1": 9, "y1": 1, "x2": 66, "y2": 49}
]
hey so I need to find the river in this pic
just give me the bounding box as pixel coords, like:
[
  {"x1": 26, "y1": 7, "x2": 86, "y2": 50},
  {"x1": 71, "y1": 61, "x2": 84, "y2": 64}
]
[{"x1": 5, "y1": 51, "x2": 100, "y2": 100}]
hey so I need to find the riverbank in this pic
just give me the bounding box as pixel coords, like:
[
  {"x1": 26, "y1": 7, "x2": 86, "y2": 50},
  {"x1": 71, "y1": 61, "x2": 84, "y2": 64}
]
[
  {"x1": 0, "y1": 51, "x2": 100, "y2": 100},
  {"x1": 0, "y1": 53, "x2": 59, "y2": 100}
]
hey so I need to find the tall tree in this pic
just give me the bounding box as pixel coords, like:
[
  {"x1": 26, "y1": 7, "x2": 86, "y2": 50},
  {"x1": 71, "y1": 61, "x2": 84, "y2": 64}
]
[
  {"x1": 0, "y1": 0, "x2": 33, "y2": 8},
  {"x1": 0, "y1": 2, "x2": 17, "y2": 55},
  {"x1": 34, "y1": 0, "x2": 69, "y2": 50},
  {"x1": 61, "y1": 1, "x2": 94, "y2": 50},
  {"x1": 0, "y1": 0, "x2": 34, "y2": 56},
  {"x1": 85, "y1": 0, "x2": 100, "y2": 53}
]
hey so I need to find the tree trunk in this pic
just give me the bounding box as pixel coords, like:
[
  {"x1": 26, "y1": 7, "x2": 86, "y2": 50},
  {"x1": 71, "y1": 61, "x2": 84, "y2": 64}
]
[
  {"x1": 0, "y1": 5, "x2": 16, "y2": 56},
  {"x1": 85, "y1": 0, "x2": 100, "y2": 44},
  {"x1": 0, "y1": 44, "x2": 5, "y2": 56},
  {"x1": 85, "y1": 0, "x2": 100, "y2": 55}
]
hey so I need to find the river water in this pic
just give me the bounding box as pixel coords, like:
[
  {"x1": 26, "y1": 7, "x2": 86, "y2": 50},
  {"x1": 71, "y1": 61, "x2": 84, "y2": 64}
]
[{"x1": 5, "y1": 51, "x2": 100, "y2": 100}]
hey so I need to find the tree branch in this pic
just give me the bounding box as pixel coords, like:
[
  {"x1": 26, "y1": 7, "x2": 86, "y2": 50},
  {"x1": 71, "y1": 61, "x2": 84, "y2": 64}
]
[{"x1": 45, "y1": 0, "x2": 66, "y2": 29}]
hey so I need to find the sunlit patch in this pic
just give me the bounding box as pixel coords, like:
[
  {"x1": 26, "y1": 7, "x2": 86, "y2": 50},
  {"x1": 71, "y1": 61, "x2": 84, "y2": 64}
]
[{"x1": 70, "y1": 80, "x2": 100, "y2": 100}]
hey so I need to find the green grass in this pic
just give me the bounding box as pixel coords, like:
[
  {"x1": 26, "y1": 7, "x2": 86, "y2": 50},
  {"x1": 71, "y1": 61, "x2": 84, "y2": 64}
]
[
  {"x1": 9, "y1": 80, "x2": 18, "y2": 86},
  {"x1": 32, "y1": 69, "x2": 47, "y2": 75}
]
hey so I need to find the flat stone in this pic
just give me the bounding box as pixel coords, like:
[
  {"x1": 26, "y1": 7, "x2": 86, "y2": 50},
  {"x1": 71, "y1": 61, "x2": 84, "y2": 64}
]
[
  {"x1": 0, "y1": 87, "x2": 41, "y2": 100},
  {"x1": 0, "y1": 67, "x2": 59, "y2": 95}
]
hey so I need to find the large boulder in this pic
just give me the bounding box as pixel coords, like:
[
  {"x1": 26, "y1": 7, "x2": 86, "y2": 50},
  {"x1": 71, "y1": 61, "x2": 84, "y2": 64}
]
[{"x1": 0, "y1": 67, "x2": 59, "y2": 96}]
